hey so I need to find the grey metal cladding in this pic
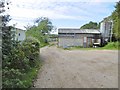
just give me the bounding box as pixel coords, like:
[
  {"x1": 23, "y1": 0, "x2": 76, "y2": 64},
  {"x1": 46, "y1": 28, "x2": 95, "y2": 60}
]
[{"x1": 58, "y1": 28, "x2": 101, "y2": 34}]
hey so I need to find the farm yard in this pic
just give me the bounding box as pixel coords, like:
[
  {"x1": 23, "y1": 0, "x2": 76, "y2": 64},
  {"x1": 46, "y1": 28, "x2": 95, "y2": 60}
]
[
  {"x1": 34, "y1": 45, "x2": 118, "y2": 88},
  {"x1": 1, "y1": 1, "x2": 120, "y2": 89}
]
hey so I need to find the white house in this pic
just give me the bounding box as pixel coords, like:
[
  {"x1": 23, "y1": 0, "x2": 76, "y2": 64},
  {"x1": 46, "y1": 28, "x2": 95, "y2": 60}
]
[
  {"x1": 0, "y1": 16, "x2": 26, "y2": 41},
  {"x1": 11, "y1": 27, "x2": 26, "y2": 41},
  {"x1": 2, "y1": 26, "x2": 26, "y2": 41}
]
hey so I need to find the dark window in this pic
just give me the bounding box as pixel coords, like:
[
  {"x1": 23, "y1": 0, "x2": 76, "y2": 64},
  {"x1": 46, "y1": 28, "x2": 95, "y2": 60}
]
[
  {"x1": 67, "y1": 33, "x2": 74, "y2": 35},
  {"x1": 19, "y1": 33, "x2": 20, "y2": 36}
]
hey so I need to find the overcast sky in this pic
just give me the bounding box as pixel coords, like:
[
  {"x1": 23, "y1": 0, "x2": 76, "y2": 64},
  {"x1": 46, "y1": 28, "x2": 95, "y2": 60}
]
[{"x1": 7, "y1": 0, "x2": 118, "y2": 33}]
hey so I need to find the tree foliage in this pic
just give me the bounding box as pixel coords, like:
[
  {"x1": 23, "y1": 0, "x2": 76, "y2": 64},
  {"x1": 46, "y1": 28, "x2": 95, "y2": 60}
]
[
  {"x1": 2, "y1": 37, "x2": 40, "y2": 88},
  {"x1": 111, "y1": 1, "x2": 120, "y2": 40},
  {"x1": 80, "y1": 21, "x2": 99, "y2": 29},
  {"x1": 34, "y1": 17, "x2": 53, "y2": 34},
  {"x1": 26, "y1": 17, "x2": 54, "y2": 46},
  {"x1": 1, "y1": 1, "x2": 40, "y2": 88}
]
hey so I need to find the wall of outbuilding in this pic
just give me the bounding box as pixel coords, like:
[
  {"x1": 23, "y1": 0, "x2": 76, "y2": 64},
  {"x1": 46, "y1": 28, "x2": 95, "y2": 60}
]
[{"x1": 58, "y1": 34, "x2": 98, "y2": 48}]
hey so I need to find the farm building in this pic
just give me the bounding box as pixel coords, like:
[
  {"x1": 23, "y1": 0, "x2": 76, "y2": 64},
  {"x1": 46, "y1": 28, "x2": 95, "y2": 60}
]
[
  {"x1": 58, "y1": 28, "x2": 101, "y2": 48},
  {"x1": 58, "y1": 19, "x2": 113, "y2": 48},
  {"x1": 49, "y1": 34, "x2": 58, "y2": 42}
]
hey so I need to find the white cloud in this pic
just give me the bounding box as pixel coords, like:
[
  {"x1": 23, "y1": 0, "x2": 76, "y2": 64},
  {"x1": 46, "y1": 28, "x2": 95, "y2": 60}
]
[
  {"x1": 7, "y1": 0, "x2": 117, "y2": 30},
  {"x1": 9, "y1": 0, "x2": 119, "y2": 3}
]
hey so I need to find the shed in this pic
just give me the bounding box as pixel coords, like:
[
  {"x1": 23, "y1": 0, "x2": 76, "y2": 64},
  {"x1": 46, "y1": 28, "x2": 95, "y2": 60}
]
[{"x1": 58, "y1": 28, "x2": 101, "y2": 48}]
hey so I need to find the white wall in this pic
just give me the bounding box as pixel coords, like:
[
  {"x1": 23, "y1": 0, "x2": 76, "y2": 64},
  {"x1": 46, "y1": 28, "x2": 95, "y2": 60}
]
[{"x1": 16, "y1": 29, "x2": 26, "y2": 41}]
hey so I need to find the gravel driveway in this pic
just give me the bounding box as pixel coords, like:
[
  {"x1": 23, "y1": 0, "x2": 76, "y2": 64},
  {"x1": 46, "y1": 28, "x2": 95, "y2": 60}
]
[{"x1": 34, "y1": 46, "x2": 118, "y2": 88}]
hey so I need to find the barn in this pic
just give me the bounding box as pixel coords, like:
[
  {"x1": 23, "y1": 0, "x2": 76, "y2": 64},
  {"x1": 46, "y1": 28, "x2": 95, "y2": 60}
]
[{"x1": 58, "y1": 28, "x2": 101, "y2": 48}]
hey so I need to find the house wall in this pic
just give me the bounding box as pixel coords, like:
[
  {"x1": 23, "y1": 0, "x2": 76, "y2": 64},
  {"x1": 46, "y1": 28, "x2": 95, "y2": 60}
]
[
  {"x1": 16, "y1": 29, "x2": 26, "y2": 41},
  {"x1": 11, "y1": 28, "x2": 26, "y2": 41}
]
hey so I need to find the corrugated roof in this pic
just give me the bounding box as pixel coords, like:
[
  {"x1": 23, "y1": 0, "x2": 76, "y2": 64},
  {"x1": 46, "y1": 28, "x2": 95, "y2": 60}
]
[{"x1": 58, "y1": 28, "x2": 101, "y2": 34}]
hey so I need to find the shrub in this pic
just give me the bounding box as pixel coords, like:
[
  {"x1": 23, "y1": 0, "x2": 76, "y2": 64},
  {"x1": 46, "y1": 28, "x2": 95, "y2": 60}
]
[
  {"x1": 26, "y1": 29, "x2": 49, "y2": 47},
  {"x1": 2, "y1": 37, "x2": 40, "y2": 88},
  {"x1": 22, "y1": 37, "x2": 40, "y2": 67},
  {"x1": 103, "y1": 41, "x2": 120, "y2": 49}
]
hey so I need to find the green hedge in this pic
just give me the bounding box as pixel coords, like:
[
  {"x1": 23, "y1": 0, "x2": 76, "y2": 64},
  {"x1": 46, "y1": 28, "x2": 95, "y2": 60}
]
[{"x1": 2, "y1": 37, "x2": 40, "y2": 88}]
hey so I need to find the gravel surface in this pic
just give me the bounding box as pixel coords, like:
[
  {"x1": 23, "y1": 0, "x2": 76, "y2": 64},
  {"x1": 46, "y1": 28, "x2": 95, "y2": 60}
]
[{"x1": 34, "y1": 46, "x2": 118, "y2": 88}]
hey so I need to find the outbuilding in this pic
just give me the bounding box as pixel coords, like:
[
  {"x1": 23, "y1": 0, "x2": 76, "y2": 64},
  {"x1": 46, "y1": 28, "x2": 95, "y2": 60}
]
[{"x1": 58, "y1": 28, "x2": 101, "y2": 48}]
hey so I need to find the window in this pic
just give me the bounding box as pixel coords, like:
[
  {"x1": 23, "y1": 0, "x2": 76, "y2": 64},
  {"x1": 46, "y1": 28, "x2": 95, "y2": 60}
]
[{"x1": 19, "y1": 33, "x2": 20, "y2": 36}]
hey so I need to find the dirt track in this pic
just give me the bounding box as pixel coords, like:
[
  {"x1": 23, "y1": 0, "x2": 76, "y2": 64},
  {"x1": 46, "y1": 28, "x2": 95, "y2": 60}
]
[{"x1": 34, "y1": 46, "x2": 118, "y2": 88}]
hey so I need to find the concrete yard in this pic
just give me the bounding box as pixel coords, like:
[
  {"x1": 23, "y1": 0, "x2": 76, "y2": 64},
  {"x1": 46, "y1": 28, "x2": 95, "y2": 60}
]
[{"x1": 34, "y1": 46, "x2": 118, "y2": 88}]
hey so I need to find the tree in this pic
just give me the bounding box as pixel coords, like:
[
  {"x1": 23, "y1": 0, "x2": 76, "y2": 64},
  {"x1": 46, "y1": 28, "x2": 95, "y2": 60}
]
[
  {"x1": 1, "y1": 1, "x2": 12, "y2": 58},
  {"x1": 34, "y1": 17, "x2": 53, "y2": 34},
  {"x1": 0, "y1": 1, "x2": 14, "y2": 88},
  {"x1": 26, "y1": 17, "x2": 54, "y2": 46},
  {"x1": 112, "y1": 1, "x2": 120, "y2": 40},
  {"x1": 80, "y1": 21, "x2": 99, "y2": 29}
]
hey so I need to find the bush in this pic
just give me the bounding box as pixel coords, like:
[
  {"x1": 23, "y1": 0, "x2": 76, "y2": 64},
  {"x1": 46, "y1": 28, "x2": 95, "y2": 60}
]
[
  {"x1": 2, "y1": 37, "x2": 40, "y2": 88},
  {"x1": 103, "y1": 41, "x2": 120, "y2": 49},
  {"x1": 22, "y1": 37, "x2": 40, "y2": 67},
  {"x1": 26, "y1": 28, "x2": 49, "y2": 47}
]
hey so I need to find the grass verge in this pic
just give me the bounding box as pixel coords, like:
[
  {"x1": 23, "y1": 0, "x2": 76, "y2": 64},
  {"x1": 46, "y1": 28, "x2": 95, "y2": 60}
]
[
  {"x1": 62, "y1": 42, "x2": 120, "y2": 50},
  {"x1": 22, "y1": 60, "x2": 42, "y2": 88}
]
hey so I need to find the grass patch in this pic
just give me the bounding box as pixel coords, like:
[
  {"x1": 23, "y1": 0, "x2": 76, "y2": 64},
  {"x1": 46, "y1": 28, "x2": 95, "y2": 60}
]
[
  {"x1": 102, "y1": 41, "x2": 120, "y2": 50},
  {"x1": 48, "y1": 43, "x2": 55, "y2": 47},
  {"x1": 40, "y1": 43, "x2": 49, "y2": 48},
  {"x1": 61, "y1": 42, "x2": 120, "y2": 50}
]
